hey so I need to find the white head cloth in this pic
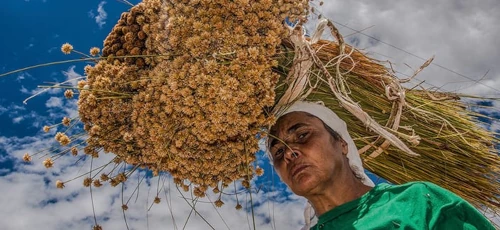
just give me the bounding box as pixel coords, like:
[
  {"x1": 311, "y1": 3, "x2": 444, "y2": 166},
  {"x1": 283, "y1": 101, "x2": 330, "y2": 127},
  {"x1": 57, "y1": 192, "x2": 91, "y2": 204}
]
[{"x1": 274, "y1": 101, "x2": 375, "y2": 229}]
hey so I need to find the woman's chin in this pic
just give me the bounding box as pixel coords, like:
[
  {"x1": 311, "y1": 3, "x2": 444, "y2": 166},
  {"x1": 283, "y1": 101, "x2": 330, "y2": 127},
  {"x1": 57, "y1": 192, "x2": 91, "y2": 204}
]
[{"x1": 291, "y1": 173, "x2": 319, "y2": 196}]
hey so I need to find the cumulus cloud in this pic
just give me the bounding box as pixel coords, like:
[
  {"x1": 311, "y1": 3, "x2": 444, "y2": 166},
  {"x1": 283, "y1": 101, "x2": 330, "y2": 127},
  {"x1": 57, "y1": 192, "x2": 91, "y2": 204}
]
[
  {"x1": 0, "y1": 104, "x2": 26, "y2": 117},
  {"x1": 310, "y1": 0, "x2": 500, "y2": 97},
  {"x1": 19, "y1": 85, "x2": 30, "y2": 94},
  {"x1": 16, "y1": 72, "x2": 32, "y2": 82},
  {"x1": 0, "y1": 132, "x2": 306, "y2": 230},
  {"x1": 19, "y1": 66, "x2": 81, "y2": 105},
  {"x1": 0, "y1": 105, "x2": 8, "y2": 116},
  {"x1": 89, "y1": 1, "x2": 108, "y2": 29},
  {"x1": 12, "y1": 116, "x2": 24, "y2": 124},
  {"x1": 62, "y1": 66, "x2": 84, "y2": 87},
  {"x1": 45, "y1": 97, "x2": 63, "y2": 108}
]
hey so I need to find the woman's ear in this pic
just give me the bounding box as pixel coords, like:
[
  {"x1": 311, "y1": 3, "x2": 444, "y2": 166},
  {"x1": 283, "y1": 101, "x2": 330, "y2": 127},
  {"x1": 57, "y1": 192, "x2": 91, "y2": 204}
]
[{"x1": 340, "y1": 139, "x2": 348, "y2": 155}]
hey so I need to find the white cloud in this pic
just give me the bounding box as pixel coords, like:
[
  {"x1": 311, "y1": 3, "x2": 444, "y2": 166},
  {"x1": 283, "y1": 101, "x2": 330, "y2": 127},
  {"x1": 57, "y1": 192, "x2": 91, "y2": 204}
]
[
  {"x1": 0, "y1": 104, "x2": 26, "y2": 117},
  {"x1": 45, "y1": 97, "x2": 63, "y2": 108},
  {"x1": 2, "y1": 109, "x2": 41, "y2": 126},
  {"x1": 12, "y1": 116, "x2": 24, "y2": 124},
  {"x1": 47, "y1": 47, "x2": 57, "y2": 53},
  {"x1": 89, "y1": 1, "x2": 108, "y2": 29},
  {"x1": 16, "y1": 72, "x2": 32, "y2": 82},
  {"x1": 62, "y1": 66, "x2": 84, "y2": 87},
  {"x1": 19, "y1": 67, "x2": 83, "y2": 106},
  {"x1": 0, "y1": 153, "x2": 11, "y2": 163},
  {"x1": 309, "y1": 0, "x2": 500, "y2": 97},
  {"x1": 62, "y1": 66, "x2": 82, "y2": 79},
  {"x1": 0, "y1": 133, "x2": 306, "y2": 230},
  {"x1": 0, "y1": 105, "x2": 7, "y2": 115},
  {"x1": 19, "y1": 85, "x2": 29, "y2": 94}
]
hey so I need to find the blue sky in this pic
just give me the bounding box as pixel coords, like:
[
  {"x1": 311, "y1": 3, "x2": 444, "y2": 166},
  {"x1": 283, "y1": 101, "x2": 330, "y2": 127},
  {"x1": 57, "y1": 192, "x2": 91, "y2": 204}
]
[{"x1": 1, "y1": 0, "x2": 499, "y2": 230}]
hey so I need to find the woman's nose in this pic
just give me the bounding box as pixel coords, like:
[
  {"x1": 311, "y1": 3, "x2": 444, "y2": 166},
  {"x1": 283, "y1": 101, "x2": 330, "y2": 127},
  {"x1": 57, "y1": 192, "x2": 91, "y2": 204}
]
[{"x1": 284, "y1": 148, "x2": 300, "y2": 162}]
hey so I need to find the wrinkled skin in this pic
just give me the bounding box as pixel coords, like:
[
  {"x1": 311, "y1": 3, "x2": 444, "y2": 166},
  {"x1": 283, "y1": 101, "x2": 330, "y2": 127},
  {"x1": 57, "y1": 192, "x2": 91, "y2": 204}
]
[{"x1": 269, "y1": 111, "x2": 371, "y2": 215}]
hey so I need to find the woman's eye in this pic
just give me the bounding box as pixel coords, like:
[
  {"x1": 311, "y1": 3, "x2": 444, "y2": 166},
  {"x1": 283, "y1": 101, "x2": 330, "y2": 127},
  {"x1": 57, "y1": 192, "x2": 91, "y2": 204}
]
[
  {"x1": 274, "y1": 148, "x2": 284, "y2": 159},
  {"x1": 298, "y1": 132, "x2": 308, "y2": 140}
]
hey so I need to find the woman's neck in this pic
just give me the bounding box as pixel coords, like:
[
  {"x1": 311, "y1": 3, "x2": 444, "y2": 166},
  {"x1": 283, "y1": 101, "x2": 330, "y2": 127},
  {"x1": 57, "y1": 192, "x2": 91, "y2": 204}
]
[{"x1": 306, "y1": 173, "x2": 373, "y2": 216}]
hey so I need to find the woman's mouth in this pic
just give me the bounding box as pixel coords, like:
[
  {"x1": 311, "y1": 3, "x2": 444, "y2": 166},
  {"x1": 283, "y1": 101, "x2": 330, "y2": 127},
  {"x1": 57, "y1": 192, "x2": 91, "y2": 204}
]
[{"x1": 291, "y1": 165, "x2": 309, "y2": 178}]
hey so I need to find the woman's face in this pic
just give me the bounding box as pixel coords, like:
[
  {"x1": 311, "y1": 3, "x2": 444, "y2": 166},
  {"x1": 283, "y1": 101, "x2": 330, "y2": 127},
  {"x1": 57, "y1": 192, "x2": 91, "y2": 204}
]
[{"x1": 269, "y1": 112, "x2": 348, "y2": 196}]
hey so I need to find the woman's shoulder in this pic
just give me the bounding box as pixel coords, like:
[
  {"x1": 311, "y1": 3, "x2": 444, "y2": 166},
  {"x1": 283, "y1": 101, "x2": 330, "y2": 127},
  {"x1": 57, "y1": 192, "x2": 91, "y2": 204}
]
[{"x1": 377, "y1": 181, "x2": 462, "y2": 202}]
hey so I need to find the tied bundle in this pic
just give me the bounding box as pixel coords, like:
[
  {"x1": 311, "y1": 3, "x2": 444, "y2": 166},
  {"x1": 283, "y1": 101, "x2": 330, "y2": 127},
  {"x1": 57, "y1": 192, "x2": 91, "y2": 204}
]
[{"x1": 78, "y1": 0, "x2": 309, "y2": 196}]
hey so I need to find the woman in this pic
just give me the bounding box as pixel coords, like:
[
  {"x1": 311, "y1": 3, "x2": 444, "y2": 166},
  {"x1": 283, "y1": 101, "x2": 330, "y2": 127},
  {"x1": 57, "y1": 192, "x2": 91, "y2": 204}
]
[{"x1": 268, "y1": 101, "x2": 494, "y2": 229}]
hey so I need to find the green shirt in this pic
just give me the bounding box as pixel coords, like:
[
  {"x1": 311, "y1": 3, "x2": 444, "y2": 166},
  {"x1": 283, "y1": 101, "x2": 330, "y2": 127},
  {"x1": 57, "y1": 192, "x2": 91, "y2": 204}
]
[{"x1": 310, "y1": 182, "x2": 495, "y2": 230}]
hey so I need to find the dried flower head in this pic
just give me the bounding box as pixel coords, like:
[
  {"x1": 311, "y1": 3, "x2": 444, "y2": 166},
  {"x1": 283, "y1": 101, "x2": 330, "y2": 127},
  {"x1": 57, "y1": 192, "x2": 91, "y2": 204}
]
[
  {"x1": 242, "y1": 180, "x2": 250, "y2": 189},
  {"x1": 43, "y1": 158, "x2": 54, "y2": 168},
  {"x1": 56, "y1": 133, "x2": 71, "y2": 146},
  {"x1": 83, "y1": 177, "x2": 92, "y2": 187},
  {"x1": 193, "y1": 186, "x2": 206, "y2": 198},
  {"x1": 56, "y1": 180, "x2": 65, "y2": 189},
  {"x1": 214, "y1": 199, "x2": 224, "y2": 207},
  {"x1": 255, "y1": 167, "x2": 264, "y2": 176},
  {"x1": 62, "y1": 117, "x2": 71, "y2": 126},
  {"x1": 235, "y1": 203, "x2": 242, "y2": 210},
  {"x1": 61, "y1": 43, "x2": 73, "y2": 54},
  {"x1": 43, "y1": 125, "x2": 51, "y2": 133},
  {"x1": 116, "y1": 172, "x2": 127, "y2": 182},
  {"x1": 93, "y1": 179, "x2": 103, "y2": 188},
  {"x1": 90, "y1": 47, "x2": 101, "y2": 56},
  {"x1": 22, "y1": 153, "x2": 32, "y2": 162},
  {"x1": 55, "y1": 132, "x2": 64, "y2": 141},
  {"x1": 77, "y1": 80, "x2": 87, "y2": 90},
  {"x1": 93, "y1": 225, "x2": 102, "y2": 230},
  {"x1": 122, "y1": 204, "x2": 128, "y2": 211},
  {"x1": 64, "y1": 89, "x2": 74, "y2": 99},
  {"x1": 153, "y1": 196, "x2": 161, "y2": 204},
  {"x1": 123, "y1": 132, "x2": 133, "y2": 142},
  {"x1": 71, "y1": 147, "x2": 78, "y2": 156},
  {"x1": 110, "y1": 178, "x2": 120, "y2": 187},
  {"x1": 100, "y1": 173, "x2": 109, "y2": 181}
]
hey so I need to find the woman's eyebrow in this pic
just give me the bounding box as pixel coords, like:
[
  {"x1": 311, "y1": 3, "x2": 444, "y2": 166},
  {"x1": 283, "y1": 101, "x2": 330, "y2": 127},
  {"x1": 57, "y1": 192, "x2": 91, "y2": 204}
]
[
  {"x1": 287, "y1": 122, "x2": 308, "y2": 134},
  {"x1": 269, "y1": 122, "x2": 309, "y2": 149}
]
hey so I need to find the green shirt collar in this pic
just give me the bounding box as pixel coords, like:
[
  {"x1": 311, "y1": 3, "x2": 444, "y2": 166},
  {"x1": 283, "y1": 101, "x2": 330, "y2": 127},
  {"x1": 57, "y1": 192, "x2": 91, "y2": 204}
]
[{"x1": 315, "y1": 183, "x2": 391, "y2": 227}]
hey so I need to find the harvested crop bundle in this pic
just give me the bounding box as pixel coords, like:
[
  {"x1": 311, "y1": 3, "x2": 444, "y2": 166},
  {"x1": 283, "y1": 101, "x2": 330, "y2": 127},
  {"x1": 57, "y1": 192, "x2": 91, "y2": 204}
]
[{"x1": 79, "y1": 0, "x2": 309, "y2": 195}]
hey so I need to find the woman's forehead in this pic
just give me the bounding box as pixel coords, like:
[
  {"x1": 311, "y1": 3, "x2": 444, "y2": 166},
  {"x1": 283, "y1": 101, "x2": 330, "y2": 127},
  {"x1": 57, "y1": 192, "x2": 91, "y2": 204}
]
[{"x1": 270, "y1": 111, "x2": 320, "y2": 134}]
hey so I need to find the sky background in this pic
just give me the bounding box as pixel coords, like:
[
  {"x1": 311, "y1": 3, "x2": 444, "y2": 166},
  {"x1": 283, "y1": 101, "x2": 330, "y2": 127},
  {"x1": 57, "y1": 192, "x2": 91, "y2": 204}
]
[{"x1": 1, "y1": 0, "x2": 499, "y2": 230}]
